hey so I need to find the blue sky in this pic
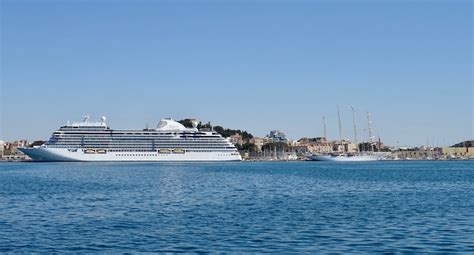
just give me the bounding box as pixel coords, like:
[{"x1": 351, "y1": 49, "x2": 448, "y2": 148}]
[{"x1": 1, "y1": 0, "x2": 472, "y2": 146}]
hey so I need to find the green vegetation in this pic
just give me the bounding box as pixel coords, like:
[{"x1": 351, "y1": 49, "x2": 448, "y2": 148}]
[
  {"x1": 451, "y1": 140, "x2": 473, "y2": 148},
  {"x1": 177, "y1": 119, "x2": 253, "y2": 140},
  {"x1": 177, "y1": 119, "x2": 196, "y2": 128},
  {"x1": 235, "y1": 143, "x2": 258, "y2": 152},
  {"x1": 213, "y1": 126, "x2": 253, "y2": 140},
  {"x1": 29, "y1": 140, "x2": 46, "y2": 147}
]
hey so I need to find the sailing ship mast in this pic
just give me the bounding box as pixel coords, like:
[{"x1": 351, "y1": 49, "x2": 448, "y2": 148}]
[
  {"x1": 366, "y1": 112, "x2": 375, "y2": 152},
  {"x1": 337, "y1": 105, "x2": 343, "y2": 153},
  {"x1": 323, "y1": 116, "x2": 328, "y2": 153},
  {"x1": 351, "y1": 106, "x2": 359, "y2": 154}
]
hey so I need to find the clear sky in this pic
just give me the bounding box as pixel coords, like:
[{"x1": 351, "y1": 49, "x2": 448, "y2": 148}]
[{"x1": 1, "y1": 0, "x2": 472, "y2": 147}]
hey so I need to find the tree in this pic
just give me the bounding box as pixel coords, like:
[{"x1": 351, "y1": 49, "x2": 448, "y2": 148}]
[
  {"x1": 177, "y1": 119, "x2": 196, "y2": 128},
  {"x1": 451, "y1": 140, "x2": 473, "y2": 148},
  {"x1": 236, "y1": 143, "x2": 258, "y2": 152},
  {"x1": 244, "y1": 143, "x2": 258, "y2": 152},
  {"x1": 179, "y1": 119, "x2": 254, "y2": 140},
  {"x1": 29, "y1": 140, "x2": 46, "y2": 147}
]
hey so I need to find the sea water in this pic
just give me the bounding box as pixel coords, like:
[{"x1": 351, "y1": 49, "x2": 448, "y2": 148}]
[{"x1": 0, "y1": 161, "x2": 473, "y2": 252}]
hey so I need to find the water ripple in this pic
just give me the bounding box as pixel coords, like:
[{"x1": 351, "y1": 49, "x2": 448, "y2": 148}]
[{"x1": 0, "y1": 161, "x2": 473, "y2": 252}]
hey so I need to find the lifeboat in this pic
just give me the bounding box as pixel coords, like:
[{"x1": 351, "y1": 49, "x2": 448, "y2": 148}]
[
  {"x1": 158, "y1": 149, "x2": 171, "y2": 154},
  {"x1": 173, "y1": 148, "x2": 185, "y2": 154},
  {"x1": 84, "y1": 149, "x2": 95, "y2": 154}
]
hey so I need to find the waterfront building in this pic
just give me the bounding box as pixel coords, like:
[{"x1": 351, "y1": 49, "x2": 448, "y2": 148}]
[
  {"x1": 296, "y1": 137, "x2": 333, "y2": 154},
  {"x1": 307, "y1": 144, "x2": 333, "y2": 154},
  {"x1": 267, "y1": 130, "x2": 288, "y2": 143},
  {"x1": 250, "y1": 137, "x2": 273, "y2": 148},
  {"x1": 3, "y1": 140, "x2": 28, "y2": 155},
  {"x1": 249, "y1": 137, "x2": 264, "y2": 150},
  {"x1": 441, "y1": 147, "x2": 474, "y2": 158},
  {"x1": 1, "y1": 140, "x2": 31, "y2": 161},
  {"x1": 332, "y1": 140, "x2": 357, "y2": 153},
  {"x1": 229, "y1": 133, "x2": 243, "y2": 145},
  {"x1": 297, "y1": 137, "x2": 328, "y2": 146},
  {"x1": 262, "y1": 137, "x2": 273, "y2": 145},
  {"x1": 393, "y1": 148, "x2": 441, "y2": 160}
]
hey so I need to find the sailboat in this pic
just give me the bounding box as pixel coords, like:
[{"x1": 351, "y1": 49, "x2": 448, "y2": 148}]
[{"x1": 309, "y1": 107, "x2": 384, "y2": 162}]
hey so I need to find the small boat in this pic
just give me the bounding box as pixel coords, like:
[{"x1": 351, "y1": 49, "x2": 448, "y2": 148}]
[
  {"x1": 158, "y1": 149, "x2": 171, "y2": 154},
  {"x1": 173, "y1": 148, "x2": 185, "y2": 154},
  {"x1": 96, "y1": 149, "x2": 107, "y2": 154},
  {"x1": 84, "y1": 149, "x2": 95, "y2": 154}
]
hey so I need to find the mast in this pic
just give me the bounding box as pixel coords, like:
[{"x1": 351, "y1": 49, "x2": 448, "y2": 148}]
[
  {"x1": 337, "y1": 105, "x2": 343, "y2": 153},
  {"x1": 366, "y1": 112, "x2": 374, "y2": 152},
  {"x1": 351, "y1": 106, "x2": 359, "y2": 153},
  {"x1": 323, "y1": 116, "x2": 328, "y2": 152}
]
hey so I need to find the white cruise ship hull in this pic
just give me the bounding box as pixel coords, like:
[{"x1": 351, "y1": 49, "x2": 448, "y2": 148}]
[
  {"x1": 18, "y1": 147, "x2": 242, "y2": 162},
  {"x1": 309, "y1": 154, "x2": 382, "y2": 162}
]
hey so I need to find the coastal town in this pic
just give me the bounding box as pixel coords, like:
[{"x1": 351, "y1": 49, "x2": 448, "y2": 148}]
[{"x1": 1, "y1": 123, "x2": 472, "y2": 161}]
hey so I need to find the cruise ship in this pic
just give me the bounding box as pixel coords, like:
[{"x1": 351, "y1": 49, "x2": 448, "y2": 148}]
[{"x1": 18, "y1": 116, "x2": 242, "y2": 162}]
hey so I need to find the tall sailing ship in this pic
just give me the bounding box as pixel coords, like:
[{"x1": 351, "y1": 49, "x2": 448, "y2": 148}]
[
  {"x1": 309, "y1": 107, "x2": 384, "y2": 162},
  {"x1": 18, "y1": 116, "x2": 242, "y2": 162}
]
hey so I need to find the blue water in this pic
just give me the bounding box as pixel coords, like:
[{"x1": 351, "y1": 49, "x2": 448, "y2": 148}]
[{"x1": 0, "y1": 161, "x2": 473, "y2": 253}]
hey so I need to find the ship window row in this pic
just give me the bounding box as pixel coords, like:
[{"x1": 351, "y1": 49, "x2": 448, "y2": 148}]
[
  {"x1": 53, "y1": 134, "x2": 219, "y2": 137},
  {"x1": 47, "y1": 145, "x2": 236, "y2": 150},
  {"x1": 50, "y1": 142, "x2": 230, "y2": 146},
  {"x1": 49, "y1": 140, "x2": 229, "y2": 144},
  {"x1": 185, "y1": 150, "x2": 236, "y2": 152},
  {"x1": 49, "y1": 146, "x2": 232, "y2": 149},
  {"x1": 56, "y1": 133, "x2": 216, "y2": 136},
  {"x1": 52, "y1": 137, "x2": 222, "y2": 141},
  {"x1": 52, "y1": 138, "x2": 224, "y2": 141},
  {"x1": 108, "y1": 132, "x2": 208, "y2": 135},
  {"x1": 52, "y1": 139, "x2": 225, "y2": 142},
  {"x1": 108, "y1": 149, "x2": 235, "y2": 152},
  {"x1": 49, "y1": 138, "x2": 227, "y2": 141},
  {"x1": 51, "y1": 135, "x2": 225, "y2": 141},
  {"x1": 46, "y1": 146, "x2": 237, "y2": 152},
  {"x1": 49, "y1": 144, "x2": 231, "y2": 147},
  {"x1": 116, "y1": 154, "x2": 157, "y2": 157},
  {"x1": 57, "y1": 131, "x2": 213, "y2": 136},
  {"x1": 60, "y1": 127, "x2": 109, "y2": 130},
  {"x1": 114, "y1": 151, "x2": 235, "y2": 157},
  {"x1": 48, "y1": 141, "x2": 230, "y2": 146},
  {"x1": 49, "y1": 140, "x2": 229, "y2": 143},
  {"x1": 57, "y1": 136, "x2": 222, "y2": 139},
  {"x1": 50, "y1": 141, "x2": 226, "y2": 145}
]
